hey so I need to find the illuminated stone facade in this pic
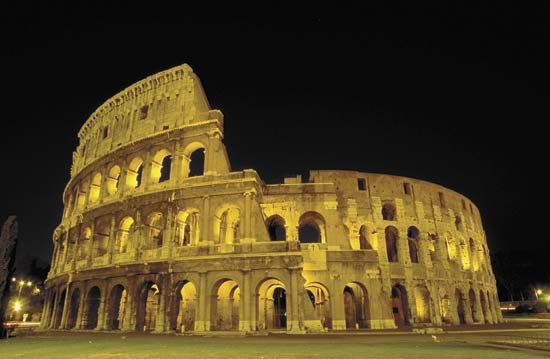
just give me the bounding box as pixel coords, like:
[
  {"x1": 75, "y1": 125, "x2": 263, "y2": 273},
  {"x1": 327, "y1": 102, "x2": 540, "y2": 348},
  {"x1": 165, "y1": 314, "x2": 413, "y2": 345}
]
[{"x1": 42, "y1": 64, "x2": 503, "y2": 333}]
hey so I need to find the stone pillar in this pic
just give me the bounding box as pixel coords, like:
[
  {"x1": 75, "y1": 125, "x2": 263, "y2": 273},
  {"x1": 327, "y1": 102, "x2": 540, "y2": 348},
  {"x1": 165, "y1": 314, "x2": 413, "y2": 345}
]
[
  {"x1": 330, "y1": 274, "x2": 346, "y2": 330},
  {"x1": 72, "y1": 223, "x2": 82, "y2": 271},
  {"x1": 60, "y1": 283, "x2": 72, "y2": 329},
  {"x1": 95, "y1": 285, "x2": 107, "y2": 330},
  {"x1": 239, "y1": 270, "x2": 252, "y2": 332},
  {"x1": 49, "y1": 288, "x2": 59, "y2": 329},
  {"x1": 170, "y1": 142, "x2": 183, "y2": 185},
  {"x1": 117, "y1": 159, "x2": 128, "y2": 198},
  {"x1": 155, "y1": 277, "x2": 167, "y2": 332},
  {"x1": 50, "y1": 241, "x2": 59, "y2": 274},
  {"x1": 428, "y1": 282, "x2": 442, "y2": 326},
  {"x1": 163, "y1": 207, "x2": 173, "y2": 258},
  {"x1": 195, "y1": 272, "x2": 208, "y2": 331},
  {"x1": 364, "y1": 279, "x2": 396, "y2": 329},
  {"x1": 61, "y1": 232, "x2": 70, "y2": 272},
  {"x1": 108, "y1": 216, "x2": 116, "y2": 264},
  {"x1": 142, "y1": 149, "x2": 153, "y2": 191},
  {"x1": 287, "y1": 267, "x2": 301, "y2": 332},
  {"x1": 76, "y1": 283, "x2": 87, "y2": 329},
  {"x1": 122, "y1": 281, "x2": 135, "y2": 332},
  {"x1": 40, "y1": 290, "x2": 52, "y2": 329},
  {"x1": 472, "y1": 288, "x2": 485, "y2": 323},
  {"x1": 201, "y1": 196, "x2": 210, "y2": 242},
  {"x1": 133, "y1": 209, "x2": 142, "y2": 261},
  {"x1": 87, "y1": 222, "x2": 95, "y2": 267}
]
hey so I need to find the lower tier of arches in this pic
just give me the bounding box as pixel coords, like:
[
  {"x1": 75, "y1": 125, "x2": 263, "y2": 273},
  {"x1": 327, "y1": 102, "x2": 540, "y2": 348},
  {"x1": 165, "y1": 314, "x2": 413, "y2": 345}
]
[{"x1": 41, "y1": 270, "x2": 504, "y2": 333}]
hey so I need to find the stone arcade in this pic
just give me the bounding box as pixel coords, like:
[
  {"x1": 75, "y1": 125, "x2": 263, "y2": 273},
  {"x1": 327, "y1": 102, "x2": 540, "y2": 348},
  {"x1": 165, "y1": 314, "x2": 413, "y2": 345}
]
[{"x1": 42, "y1": 64, "x2": 503, "y2": 334}]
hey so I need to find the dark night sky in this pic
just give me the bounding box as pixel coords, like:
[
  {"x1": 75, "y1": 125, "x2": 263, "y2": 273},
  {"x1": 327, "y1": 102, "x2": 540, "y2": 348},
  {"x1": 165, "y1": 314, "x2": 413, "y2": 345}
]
[{"x1": 1, "y1": 4, "x2": 548, "y2": 276}]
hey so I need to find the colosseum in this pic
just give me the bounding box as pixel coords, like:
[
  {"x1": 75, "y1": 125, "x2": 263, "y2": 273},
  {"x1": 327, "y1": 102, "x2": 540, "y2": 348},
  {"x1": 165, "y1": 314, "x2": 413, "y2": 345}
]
[{"x1": 41, "y1": 64, "x2": 503, "y2": 334}]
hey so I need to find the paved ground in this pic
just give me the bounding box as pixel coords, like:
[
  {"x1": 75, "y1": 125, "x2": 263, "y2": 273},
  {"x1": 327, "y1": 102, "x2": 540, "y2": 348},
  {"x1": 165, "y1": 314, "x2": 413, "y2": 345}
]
[{"x1": 1, "y1": 328, "x2": 550, "y2": 359}]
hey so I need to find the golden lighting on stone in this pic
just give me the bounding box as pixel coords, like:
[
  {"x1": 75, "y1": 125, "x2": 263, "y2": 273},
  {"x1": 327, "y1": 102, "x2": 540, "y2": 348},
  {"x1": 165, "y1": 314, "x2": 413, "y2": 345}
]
[{"x1": 42, "y1": 64, "x2": 503, "y2": 334}]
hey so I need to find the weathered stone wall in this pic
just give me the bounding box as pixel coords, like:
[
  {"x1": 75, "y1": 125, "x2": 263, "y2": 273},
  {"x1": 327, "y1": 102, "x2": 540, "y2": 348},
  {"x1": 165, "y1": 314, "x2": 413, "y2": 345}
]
[{"x1": 43, "y1": 64, "x2": 502, "y2": 334}]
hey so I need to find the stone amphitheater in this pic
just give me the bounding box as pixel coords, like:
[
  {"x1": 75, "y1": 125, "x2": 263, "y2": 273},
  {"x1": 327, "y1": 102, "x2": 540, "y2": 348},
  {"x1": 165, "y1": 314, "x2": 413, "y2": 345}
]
[{"x1": 41, "y1": 64, "x2": 503, "y2": 334}]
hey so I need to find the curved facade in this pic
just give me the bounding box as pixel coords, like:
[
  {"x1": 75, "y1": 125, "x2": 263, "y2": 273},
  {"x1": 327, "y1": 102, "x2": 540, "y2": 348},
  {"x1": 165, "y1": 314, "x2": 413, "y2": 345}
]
[{"x1": 42, "y1": 64, "x2": 502, "y2": 333}]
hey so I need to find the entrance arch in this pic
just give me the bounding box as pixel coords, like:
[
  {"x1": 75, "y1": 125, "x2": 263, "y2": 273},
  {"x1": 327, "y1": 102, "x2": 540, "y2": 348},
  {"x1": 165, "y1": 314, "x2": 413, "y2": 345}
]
[
  {"x1": 107, "y1": 285, "x2": 127, "y2": 330},
  {"x1": 343, "y1": 282, "x2": 369, "y2": 329},
  {"x1": 66, "y1": 288, "x2": 81, "y2": 329},
  {"x1": 136, "y1": 281, "x2": 161, "y2": 331},
  {"x1": 85, "y1": 287, "x2": 101, "y2": 329},
  {"x1": 306, "y1": 283, "x2": 332, "y2": 329},
  {"x1": 391, "y1": 284, "x2": 410, "y2": 327},
  {"x1": 170, "y1": 280, "x2": 197, "y2": 332},
  {"x1": 455, "y1": 288, "x2": 466, "y2": 324},
  {"x1": 414, "y1": 286, "x2": 431, "y2": 323},
  {"x1": 211, "y1": 279, "x2": 239, "y2": 331},
  {"x1": 257, "y1": 278, "x2": 287, "y2": 331}
]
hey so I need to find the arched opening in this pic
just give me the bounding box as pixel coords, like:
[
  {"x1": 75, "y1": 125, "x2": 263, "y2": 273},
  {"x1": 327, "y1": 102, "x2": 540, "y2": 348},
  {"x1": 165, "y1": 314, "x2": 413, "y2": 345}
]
[
  {"x1": 455, "y1": 288, "x2": 466, "y2": 324},
  {"x1": 88, "y1": 173, "x2": 102, "y2": 203},
  {"x1": 343, "y1": 282, "x2": 369, "y2": 329},
  {"x1": 358, "y1": 225, "x2": 373, "y2": 250},
  {"x1": 67, "y1": 288, "x2": 80, "y2": 329},
  {"x1": 298, "y1": 211, "x2": 326, "y2": 244},
  {"x1": 391, "y1": 284, "x2": 410, "y2": 327},
  {"x1": 117, "y1": 217, "x2": 135, "y2": 254},
  {"x1": 107, "y1": 285, "x2": 127, "y2": 330},
  {"x1": 106, "y1": 165, "x2": 121, "y2": 195},
  {"x1": 266, "y1": 215, "x2": 286, "y2": 241},
  {"x1": 136, "y1": 282, "x2": 160, "y2": 332},
  {"x1": 93, "y1": 217, "x2": 110, "y2": 258},
  {"x1": 468, "y1": 288, "x2": 479, "y2": 323},
  {"x1": 75, "y1": 182, "x2": 87, "y2": 211},
  {"x1": 189, "y1": 148, "x2": 205, "y2": 177},
  {"x1": 175, "y1": 210, "x2": 200, "y2": 246},
  {"x1": 480, "y1": 290, "x2": 490, "y2": 323},
  {"x1": 381, "y1": 203, "x2": 396, "y2": 221},
  {"x1": 306, "y1": 283, "x2": 332, "y2": 329},
  {"x1": 126, "y1": 157, "x2": 144, "y2": 189},
  {"x1": 455, "y1": 215, "x2": 463, "y2": 231},
  {"x1": 170, "y1": 281, "x2": 197, "y2": 332},
  {"x1": 85, "y1": 287, "x2": 101, "y2": 329},
  {"x1": 414, "y1": 286, "x2": 431, "y2": 323},
  {"x1": 385, "y1": 226, "x2": 399, "y2": 262},
  {"x1": 470, "y1": 238, "x2": 480, "y2": 271},
  {"x1": 146, "y1": 212, "x2": 164, "y2": 249},
  {"x1": 427, "y1": 234, "x2": 437, "y2": 263},
  {"x1": 257, "y1": 278, "x2": 287, "y2": 331},
  {"x1": 445, "y1": 233, "x2": 457, "y2": 260},
  {"x1": 150, "y1": 149, "x2": 172, "y2": 183},
  {"x1": 214, "y1": 206, "x2": 240, "y2": 244},
  {"x1": 407, "y1": 226, "x2": 420, "y2": 263},
  {"x1": 211, "y1": 279, "x2": 239, "y2": 331},
  {"x1": 54, "y1": 289, "x2": 66, "y2": 329},
  {"x1": 78, "y1": 227, "x2": 92, "y2": 261},
  {"x1": 438, "y1": 288, "x2": 451, "y2": 324}
]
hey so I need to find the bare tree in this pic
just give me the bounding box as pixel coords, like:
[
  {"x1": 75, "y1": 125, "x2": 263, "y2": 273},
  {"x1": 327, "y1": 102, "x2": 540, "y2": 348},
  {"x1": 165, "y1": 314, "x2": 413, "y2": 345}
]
[{"x1": 0, "y1": 216, "x2": 18, "y2": 338}]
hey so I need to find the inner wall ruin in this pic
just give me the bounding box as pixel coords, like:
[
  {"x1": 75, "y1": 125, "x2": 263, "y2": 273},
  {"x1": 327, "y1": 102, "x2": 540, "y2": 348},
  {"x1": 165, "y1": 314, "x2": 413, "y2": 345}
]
[{"x1": 42, "y1": 64, "x2": 503, "y2": 333}]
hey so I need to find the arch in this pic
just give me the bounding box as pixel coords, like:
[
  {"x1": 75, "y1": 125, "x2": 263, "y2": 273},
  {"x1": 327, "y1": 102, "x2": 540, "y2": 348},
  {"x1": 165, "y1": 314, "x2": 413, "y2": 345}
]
[
  {"x1": 305, "y1": 282, "x2": 332, "y2": 329},
  {"x1": 257, "y1": 278, "x2": 287, "y2": 330},
  {"x1": 455, "y1": 288, "x2": 466, "y2": 324},
  {"x1": 85, "y1": 286, "x2": 101, "y2": 329},
  {"x1": 438, "y1": 287, "x2": 451, "y2": 324},
  {"x1": 88, "y1": 172, "x2": 102, "y2": 203},
  {"x1": 407, "y1": 226, "x2": 420, "y2": 263},
  {"x1": 175, "y1": 209, "x2": 200, "y2": 246},
  {"x1": 298, "y1": 211, "x2": 326, "y2": 244},
  {"x1": 170, "y1": 280, "x2": 197, "y2": 332},
  {"x1": 211, "y1": 278, "x2": 240, "y2": 331},
  {"x1": 126, "y1": 157, "x2": 144, "y2": 189},
  {"x1": 266, "y1": 215, "x2": 286, "y2": 241},
  {"x1": 391, "y1": 284, "x2": 410, "y2": 327},
  {"x1": 468, "y1": 288, "x2": 479, "y2": 323},
  {"x1": 146, "y1": 212, "x2": 164, "y2": 249},
  {"x1": 470, "y1": 238, "x2": 480, "y2": 271},
  {"x1": 385, "y1": 226, "x2": 399, "y2": 262},
  {"x1": 183, "y1": 141, "x2": 206, "y2": 178},
  {"x1": 106, "y1": 165, "x2": 121, "y2": 195},
  {"x1": 150, "y1": 149, "x2": 172, "y2": 183},
  {"x1": 107, "y1": 284, "x2": 127, "y2": 330},
  {"x1": 78, "y1": 227, "x2": 92, "y2": 260},
  {"x1": 358, "y1": 225, "x2": 373, "y2": 250},
  {"x1": 66, "y1": 288, "x2": 80, "y2": 329},
  {"x1": 480, "y1": 290, "x2": 491, "y2": 323},
  {"x1": 381, "y1": 203, "x2": 396, "y2": 221},
  {"x1": 427, "y1": 233, "x2": 437, "y2": 263},
  {"x1": 118, "y1": 217, "x2": 135, "y2": 254},
  {"x1": 414, "y1": 286, "x2": 431, "y2": 323},
  {"x1": 54, "y1": 289, "x2": 67, "y2": 329},
  {"x1": 444, "y1": 233, "x2": 457, "y2": 260},
  {"x1": 135, "y1": 281, "x2": 161, "y2": 332},
  {"x1": 455, "y1": 215, "x2": 463, "y2": 231},
  {"x1": 93, "y1": 217, "x2": 110, "y2": 257},
  {"x1": 214, "y1": 205, "x2": 241, "y2": 244},
  {"x1": 343, "y1": 282, "x2": 370, "y2": 329}
]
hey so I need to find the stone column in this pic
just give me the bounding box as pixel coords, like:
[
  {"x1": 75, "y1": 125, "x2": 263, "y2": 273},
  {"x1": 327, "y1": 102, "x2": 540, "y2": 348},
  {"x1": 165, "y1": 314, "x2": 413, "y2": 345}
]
[
  {"x1": 76, "y1": 282, "x2": 87, "y2": 329},
  {"x1": 239, "y1": 270, "x2": 252, "y2": 332},
  {"x1": 201, "y1": 196, "x2": 210, "y2": 243},
  {"x1": 194, "y1": 272, "x2": 208, "y2": 331},
  {"x1": 163, "y1": 207, "x2": 173, "y2": 258},
  {"x1": 60, "y1": 283, "x2": 72, "y2": 329},
  {"x1": 170, "y1": 142, "x2": 183, "y2": 185},
  {"x1": 72, "y1": 223, "x2": 82, "y2": 271},
  {"x1": 61, "y1": 231, "x2": 70, "y2": 272},
  {"x1": 49, "y1": 288, "x2": 60, "y2": 328},
  {"x1": 122, "y1": 280, "x2": 135, "y2": 332},
  {"x1": 472, "y1": 287, "x2": 485, "y2": 323},
  {"x1": 95, "y1": 284, "x2": 107, "y2": 330},
  {"x1": 40, "y1": 290, "x2": 52, "y2": 329},
  {"x1": 155, "y1": 277, "x2": 167, "y2": 332},
  {"x1": 133, "y1": 209, "x2": 142, "y2": 261},
  {"x1": 108, "y1": 216, "x2": 117, "y2": 264},
  {"x1": 330, "y1": 274, "x2": 346, "y2": 330},
  {"x1": 117, "y1": 159, "x2": 128, "y2": 198},
  {"x1": 50, "y1": 241, "x2": 59, "y2": 274},
  {"x1": 287, "y1": 267, "x2": 303, "y2": 333},
  {"x1": 142, "y1": 149, "x2": 153, "y2": 191},
  {"x1": 87, "y1": 222, "x2": 95, "y2": 267}
]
